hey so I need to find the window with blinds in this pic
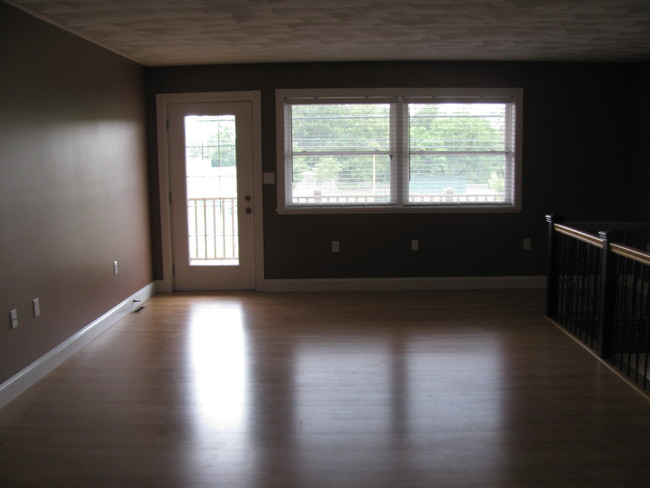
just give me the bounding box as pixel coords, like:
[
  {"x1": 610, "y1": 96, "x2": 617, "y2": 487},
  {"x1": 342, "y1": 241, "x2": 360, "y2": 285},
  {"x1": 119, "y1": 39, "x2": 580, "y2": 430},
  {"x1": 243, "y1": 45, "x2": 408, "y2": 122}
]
[{"x1": 276, "y1": 88, "x2": 522, "y2": 213}]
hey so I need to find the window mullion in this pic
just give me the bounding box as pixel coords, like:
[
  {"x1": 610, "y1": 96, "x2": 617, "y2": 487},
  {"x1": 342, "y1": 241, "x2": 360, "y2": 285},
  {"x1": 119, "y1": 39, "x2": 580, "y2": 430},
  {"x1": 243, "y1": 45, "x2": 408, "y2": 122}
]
[{"x1": 390, "y1": 100, "x2": 408, "y2": 206}]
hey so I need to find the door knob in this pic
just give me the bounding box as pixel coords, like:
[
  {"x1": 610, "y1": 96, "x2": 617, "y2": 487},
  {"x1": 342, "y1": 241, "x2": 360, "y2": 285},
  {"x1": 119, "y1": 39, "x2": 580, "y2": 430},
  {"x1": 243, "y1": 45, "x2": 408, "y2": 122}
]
[{"x1": 245, "y1": 207, "x2": 252, "y2": 214}]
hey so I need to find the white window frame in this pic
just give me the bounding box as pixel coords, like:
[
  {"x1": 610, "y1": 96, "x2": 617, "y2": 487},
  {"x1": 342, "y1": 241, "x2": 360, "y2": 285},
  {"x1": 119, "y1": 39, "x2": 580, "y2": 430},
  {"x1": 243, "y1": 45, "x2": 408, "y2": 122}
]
[{"x1": 276, "y1": 87, "x2": 523, "y2": 214}]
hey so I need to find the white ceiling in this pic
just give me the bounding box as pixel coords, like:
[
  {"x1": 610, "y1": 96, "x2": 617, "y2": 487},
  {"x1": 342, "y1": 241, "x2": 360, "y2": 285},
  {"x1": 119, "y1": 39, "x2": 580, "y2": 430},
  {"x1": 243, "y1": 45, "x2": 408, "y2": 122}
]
[{"x1": 7, "y1": 0, "x2": 650, "y2": 67}]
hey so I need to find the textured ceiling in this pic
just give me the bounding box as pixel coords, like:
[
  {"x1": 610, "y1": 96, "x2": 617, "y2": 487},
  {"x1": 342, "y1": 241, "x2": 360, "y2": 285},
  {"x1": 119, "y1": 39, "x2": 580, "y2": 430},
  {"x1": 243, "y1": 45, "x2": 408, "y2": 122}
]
[{"x1": 7, "y1": 0, "x2": 650, "y2": 66}]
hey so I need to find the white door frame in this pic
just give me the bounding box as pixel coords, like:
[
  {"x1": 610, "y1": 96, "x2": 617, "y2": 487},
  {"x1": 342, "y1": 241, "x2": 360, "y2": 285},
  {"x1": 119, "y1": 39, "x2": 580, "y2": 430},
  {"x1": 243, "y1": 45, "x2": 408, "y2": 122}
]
[{"x1": 155, "y1": 91, "x2": 264, "y2": 292}]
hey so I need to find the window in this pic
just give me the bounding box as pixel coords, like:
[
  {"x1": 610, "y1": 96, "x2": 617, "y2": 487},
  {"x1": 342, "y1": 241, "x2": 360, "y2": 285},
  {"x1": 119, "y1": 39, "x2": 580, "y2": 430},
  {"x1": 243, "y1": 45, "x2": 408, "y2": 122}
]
[{"x1": 276, "y1": 88, "x2": 522, "y2": 213}]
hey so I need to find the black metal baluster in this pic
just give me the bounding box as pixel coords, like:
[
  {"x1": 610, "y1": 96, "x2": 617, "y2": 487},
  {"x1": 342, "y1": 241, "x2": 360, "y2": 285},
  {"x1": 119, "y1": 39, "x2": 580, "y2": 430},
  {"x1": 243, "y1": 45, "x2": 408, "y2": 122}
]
[{"x1": 597, "y1": 231, "x2": 618, "y2": 359}]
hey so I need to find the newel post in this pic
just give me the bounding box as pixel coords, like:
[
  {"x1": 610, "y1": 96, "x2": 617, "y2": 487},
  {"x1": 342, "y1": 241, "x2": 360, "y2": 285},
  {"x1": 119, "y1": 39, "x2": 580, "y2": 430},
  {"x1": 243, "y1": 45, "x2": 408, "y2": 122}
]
[
  {"x1": 545, "y1": 214, "x2": 563, "y2": 319},
  {"x1": 596, "y1": 230, "x2": 619, "y2": 359}
]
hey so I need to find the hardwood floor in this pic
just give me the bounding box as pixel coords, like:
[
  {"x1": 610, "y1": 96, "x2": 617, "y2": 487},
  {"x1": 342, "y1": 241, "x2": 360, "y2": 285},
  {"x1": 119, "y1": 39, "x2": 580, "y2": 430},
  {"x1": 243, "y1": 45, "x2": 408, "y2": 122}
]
[{"x1": 2, "y1": 289, "x2": 650, "y2": 487}]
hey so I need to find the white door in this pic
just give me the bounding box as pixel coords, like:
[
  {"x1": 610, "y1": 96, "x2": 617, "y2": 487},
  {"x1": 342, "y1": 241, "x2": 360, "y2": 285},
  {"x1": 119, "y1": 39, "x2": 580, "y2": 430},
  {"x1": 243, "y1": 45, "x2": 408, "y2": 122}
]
[{"x1": 168, "y1": 101, "x2": 256, "y2": 290}]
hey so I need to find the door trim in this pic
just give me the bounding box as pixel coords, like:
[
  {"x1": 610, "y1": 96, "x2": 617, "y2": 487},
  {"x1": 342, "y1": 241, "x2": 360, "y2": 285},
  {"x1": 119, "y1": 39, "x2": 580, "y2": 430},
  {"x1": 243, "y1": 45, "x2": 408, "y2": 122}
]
[{"x1": 156, "y1": 91, "x2": 264, "y2": 292}]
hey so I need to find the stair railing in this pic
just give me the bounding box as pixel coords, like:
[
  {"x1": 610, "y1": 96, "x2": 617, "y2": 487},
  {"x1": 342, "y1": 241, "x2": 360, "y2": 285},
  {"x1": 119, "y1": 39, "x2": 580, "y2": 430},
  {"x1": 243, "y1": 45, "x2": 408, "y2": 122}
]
[{"x1": 546, "y1": 214, "x2": 650, "y2": 390}]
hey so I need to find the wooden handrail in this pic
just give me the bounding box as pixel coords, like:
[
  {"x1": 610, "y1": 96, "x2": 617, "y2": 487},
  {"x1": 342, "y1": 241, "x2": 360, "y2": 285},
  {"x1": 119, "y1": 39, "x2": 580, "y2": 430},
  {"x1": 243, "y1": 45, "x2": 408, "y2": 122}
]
[
  {"x1": 611, "y1": 243, "x2": 650, "y2": 266},
  {"x1": 554, "y1": 223, "x2": 604, "y2": 248},
  {"x1": 563, "y1": 221, "x2": 650, "y2": 230}
]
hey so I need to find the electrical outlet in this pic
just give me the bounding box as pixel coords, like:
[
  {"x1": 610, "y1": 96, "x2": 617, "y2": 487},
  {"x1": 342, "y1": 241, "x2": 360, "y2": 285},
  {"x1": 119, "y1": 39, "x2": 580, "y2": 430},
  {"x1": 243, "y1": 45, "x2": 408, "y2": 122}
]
[
  {"x1": 411, "y1": 239, "x2": 419, "y2": 251},
  {"x1": 9, "y1": 309, "x2": 18, "y2": 329},
  {"x1": 113, "y1": 260, "x2": 119, "y2": 275},
  {"x1": 32, "y1": 298, "x2": 40, "y2": 318},
  {"x1": 331, "y1": 241, "x2": 340, "y2": 253}
]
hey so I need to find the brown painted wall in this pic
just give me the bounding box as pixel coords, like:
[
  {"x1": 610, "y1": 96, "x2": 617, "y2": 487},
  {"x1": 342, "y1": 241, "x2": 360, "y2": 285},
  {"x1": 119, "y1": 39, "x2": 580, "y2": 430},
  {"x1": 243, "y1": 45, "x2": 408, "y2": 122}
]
[
  {"x1": 146, "y1": 61, "x2": 641, "y2": 280},
  {"x1": 635, "y1": 61, "x2": 650, "y2": 217},
  {"x1": 0, "y1": 3, "x2": 152, "y2": 384}
]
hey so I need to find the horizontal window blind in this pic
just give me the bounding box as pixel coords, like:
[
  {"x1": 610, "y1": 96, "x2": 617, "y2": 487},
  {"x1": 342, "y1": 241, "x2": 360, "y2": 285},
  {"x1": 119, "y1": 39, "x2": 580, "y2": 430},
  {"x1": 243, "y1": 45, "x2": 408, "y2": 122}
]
[
  {"x1": 408, "y1": 103, "x2": 513, "y2": 204},
  {"x1": 287, "y1": 103, "x2": 393, "y2": 205},
  {"x1": 279, "y1": 88, "x2": 521, "y2": 212}
]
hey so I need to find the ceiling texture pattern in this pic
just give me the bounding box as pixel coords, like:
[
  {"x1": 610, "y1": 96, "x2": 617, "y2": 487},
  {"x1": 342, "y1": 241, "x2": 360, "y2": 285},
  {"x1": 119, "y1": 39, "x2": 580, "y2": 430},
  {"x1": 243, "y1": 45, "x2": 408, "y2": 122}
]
[{"x1": 7, "y1": 0, "x2": 650, "y2": 66}]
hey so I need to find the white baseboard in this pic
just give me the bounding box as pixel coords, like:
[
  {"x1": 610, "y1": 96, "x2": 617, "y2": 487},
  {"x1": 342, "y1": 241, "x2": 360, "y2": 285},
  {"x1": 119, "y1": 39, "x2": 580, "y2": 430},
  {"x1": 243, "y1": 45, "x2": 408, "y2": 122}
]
[
  {"x1": 0, "y1": 282, "x2": 156, "y2": 410},
  {"x1": 259, "y1": 275, "x2": 546, "y2": 292}
]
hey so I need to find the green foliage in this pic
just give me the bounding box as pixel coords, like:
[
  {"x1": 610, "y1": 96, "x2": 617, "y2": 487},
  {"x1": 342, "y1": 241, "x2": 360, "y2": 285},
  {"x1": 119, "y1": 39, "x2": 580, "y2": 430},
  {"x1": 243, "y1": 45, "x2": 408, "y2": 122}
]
[
  {"x1": 409, "y1": 104, "x2": 506, "y2": 191},
  {"x1": 291, "y1": 104, "x2": 390, "y2": 189},
  {"x1": 209, "y1": 119, "x2": 236, "y2": 168}
]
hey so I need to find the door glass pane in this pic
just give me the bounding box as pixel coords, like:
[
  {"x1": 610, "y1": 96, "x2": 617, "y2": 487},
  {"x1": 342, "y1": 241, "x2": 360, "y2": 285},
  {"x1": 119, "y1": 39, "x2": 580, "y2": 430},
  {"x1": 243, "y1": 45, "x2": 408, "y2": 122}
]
[{"x1": 184, "y1": 115, "x2": 238, "y2": 266}]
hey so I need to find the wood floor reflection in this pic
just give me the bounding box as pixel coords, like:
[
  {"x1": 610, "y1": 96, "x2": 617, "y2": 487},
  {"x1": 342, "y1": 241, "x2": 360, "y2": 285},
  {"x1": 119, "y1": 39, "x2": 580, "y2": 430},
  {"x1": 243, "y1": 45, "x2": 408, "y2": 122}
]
[{"x1": 2, "y1": 290, "x2": 650, "y2": 487}]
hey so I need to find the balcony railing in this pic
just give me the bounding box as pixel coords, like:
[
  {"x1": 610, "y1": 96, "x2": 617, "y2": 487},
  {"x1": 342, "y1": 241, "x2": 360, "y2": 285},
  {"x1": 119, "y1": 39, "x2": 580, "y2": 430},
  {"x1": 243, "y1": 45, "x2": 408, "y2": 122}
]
[
  {"x1": 546, "y1": 215, "x2": 650, "y2": 390},
  {"x1": 292, "y1": 192, "x2": 506, "y2": 205},
  {"x1": 187, "y1": 197, "x2": 238, "y2": 265}
]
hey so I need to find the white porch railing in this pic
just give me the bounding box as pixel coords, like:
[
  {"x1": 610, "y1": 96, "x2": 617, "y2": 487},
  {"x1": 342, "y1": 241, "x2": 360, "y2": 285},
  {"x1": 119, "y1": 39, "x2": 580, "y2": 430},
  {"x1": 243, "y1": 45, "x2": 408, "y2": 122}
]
[
  {"x1": 292, "y1": 193, "x2": 506, "y2": 205},
  {"x1": 187, "y1": 197, "x2": 238, "y2": 265}
]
